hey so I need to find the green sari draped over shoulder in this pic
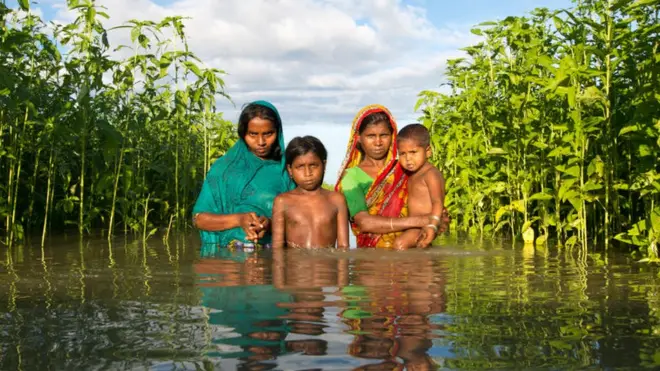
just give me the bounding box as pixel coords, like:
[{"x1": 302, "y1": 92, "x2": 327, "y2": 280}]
[{"x1": 193, "y1": 100, "x2": 295, "y2": 247}]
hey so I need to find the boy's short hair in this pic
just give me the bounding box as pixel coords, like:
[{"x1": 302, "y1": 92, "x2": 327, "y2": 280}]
[
  {"x1": 397, "y1": 123, "x2": 430, "y2": 148},
  {"x1": 285, "y1": 136, "x2": 328, "y2": 166}
]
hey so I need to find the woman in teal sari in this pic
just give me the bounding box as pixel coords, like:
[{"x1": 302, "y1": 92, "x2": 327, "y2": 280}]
[{"x1": 193, "y1": 100, "x2": 295, "y2": 249}]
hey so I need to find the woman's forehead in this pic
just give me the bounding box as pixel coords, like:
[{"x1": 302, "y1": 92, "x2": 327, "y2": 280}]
[
  {"x1": 360, "y1": 121, "x2": 392, "y2": 135},
  {"x1": 247, "y1": 117, "x2": 276, "y2": 132}
]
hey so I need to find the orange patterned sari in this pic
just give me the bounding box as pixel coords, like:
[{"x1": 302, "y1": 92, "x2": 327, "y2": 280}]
[{"x1": 335, "y1": 104, "x2": 408, "y2": 248}]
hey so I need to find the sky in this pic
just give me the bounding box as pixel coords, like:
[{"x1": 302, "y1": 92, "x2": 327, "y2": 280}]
[{"x1": 13, "y1": 0, "x2": 572, "y2": 184}]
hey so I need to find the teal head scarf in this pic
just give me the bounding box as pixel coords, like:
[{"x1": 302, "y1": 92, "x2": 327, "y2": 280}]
[{"x1": 193, "y1": 100, "x2": 295, "y2": 247}]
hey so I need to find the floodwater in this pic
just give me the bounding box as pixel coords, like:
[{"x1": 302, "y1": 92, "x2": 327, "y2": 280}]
[{"x1": 1, "y1": 235, "x2": 660, "y2": 370}]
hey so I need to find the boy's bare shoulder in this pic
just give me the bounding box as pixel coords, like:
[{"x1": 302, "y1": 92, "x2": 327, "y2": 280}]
[
  {"x1": 323, "y1": 189, "x2": 347, "y2": 204},
  {"x1": 426, "y1": 163, "x2": 443, "y2": 177},
  {"x1": 410, "y1": 163, "x2": 441, "y2": 183},
  {"x1": 274, "y1": 191, "x2": 295, "y2": 205}
]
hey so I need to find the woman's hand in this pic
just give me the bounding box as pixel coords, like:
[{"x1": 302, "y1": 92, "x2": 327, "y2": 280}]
[
  {"x1": 239, "y1": 212, "x2": 261, "y2": 242},
  {"x1": 240, "y1": 213, "x2": 271, "y2": 242},
  {"x1": 255, "y1": 216, "x2": 270, "y2": 240}
]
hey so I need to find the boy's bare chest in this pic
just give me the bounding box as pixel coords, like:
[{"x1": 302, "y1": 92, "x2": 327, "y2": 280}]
[
  {"x1": 407, "y1": 176, "x2": 431, "y2": 214},
  {"x1": 285, "y1": 196, "x2": 337, "y2": 226}
]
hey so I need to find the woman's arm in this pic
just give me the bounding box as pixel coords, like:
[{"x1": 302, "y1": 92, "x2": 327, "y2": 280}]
[
  {"x1": 353, "y1": 211, "x2": 430, "y2": 234},
  {"x1": 193, "y1": 212, "x2": 260, "y2": 241}
]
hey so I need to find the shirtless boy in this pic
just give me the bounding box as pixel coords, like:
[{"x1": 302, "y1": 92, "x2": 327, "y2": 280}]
[
  {"x1": 271, "y1": 136, "x2": 350, "y2": 249},
  {"x1": 393, "y1": 124, "x2": 446, "y2": 250}
]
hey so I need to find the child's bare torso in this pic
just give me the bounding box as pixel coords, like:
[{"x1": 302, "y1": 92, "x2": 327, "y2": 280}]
[
  {"x1": 280, "y1": 189, "x2": 341, "y2": 248},
  {"x1": 407, "y1": 163, "x2": 438, "y2": 216}
]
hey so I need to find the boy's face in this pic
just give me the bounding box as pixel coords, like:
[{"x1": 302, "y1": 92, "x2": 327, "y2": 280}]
[
  {"x1": 397, "y1": 139, "x2": 430, "y2": 173},
  {"x1": 287, "y1": 152, "x2": 325, "y2": 191}
]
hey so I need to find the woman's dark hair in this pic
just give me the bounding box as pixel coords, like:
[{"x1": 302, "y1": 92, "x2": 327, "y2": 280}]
[
  {"x1": 238, "y1": 102, "x2": 282, "y2": 160},
  {"x1": 285, "y1": 136, "x2": 328, "y2": 167},
  {"x1": 358, "y1": 112, "x2": 393, "y2": 134}
]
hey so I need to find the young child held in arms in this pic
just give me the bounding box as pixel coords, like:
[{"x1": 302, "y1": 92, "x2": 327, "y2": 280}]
[
  {"x1": 394, "y1": 124, "x2": 446, "y2": 250},
  {"x1": 272, "y1": 136, "x2": 350, "y2": 249}
]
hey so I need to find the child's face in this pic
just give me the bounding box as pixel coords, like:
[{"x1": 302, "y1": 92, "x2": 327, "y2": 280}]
[
  {"x1": 397, "y1": 139, "x2": 430, "y2": 173},
  {"x1": 244, "y1": 117, "x2": 277, "y2": 159},
  {"x1": 287, "y1": 152, "x2": 325, "y2": 191}
]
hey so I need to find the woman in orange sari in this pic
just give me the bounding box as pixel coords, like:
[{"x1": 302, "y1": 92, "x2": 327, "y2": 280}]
[{"x1": 334, "y1": 104, "x2": 449, "y2": 248}]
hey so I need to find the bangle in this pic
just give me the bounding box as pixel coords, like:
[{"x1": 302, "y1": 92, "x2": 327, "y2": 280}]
[
  {"x1": 430, "y1": 215, "x2": 441, "y2": 222},
  {"x1": 390, "y1": 217, "x2": 394, "y2": 231},
  {"x1": 426, "y1": 224, "x2": 438, "y2": 232}
]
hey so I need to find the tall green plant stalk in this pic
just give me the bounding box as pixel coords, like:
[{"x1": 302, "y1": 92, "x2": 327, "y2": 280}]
[
  {"x1": 1, "y1": 1, "x2": 235, "y2": 245},
  {"x1": 416, "y1": 0, "x2": 659, "y2": 258}
]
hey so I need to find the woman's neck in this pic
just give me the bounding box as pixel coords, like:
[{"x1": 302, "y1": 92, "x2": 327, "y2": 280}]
[{"x1": 361, "y1": 156, "x2": 387, "y2": 169}]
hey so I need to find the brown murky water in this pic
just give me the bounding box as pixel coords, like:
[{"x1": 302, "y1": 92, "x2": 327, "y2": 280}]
[{"x1": 1, "y1": 235, "x2": 660, "y2": 370}]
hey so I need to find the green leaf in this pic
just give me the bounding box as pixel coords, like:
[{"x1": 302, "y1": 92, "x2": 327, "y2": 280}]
[
  {"x1": 495, "y1": 206, "x2": 510, "y2": 223},
  {"x1": 564, "y1": 166, "x2": 581, "y2": 178},
  {"x1": 587, "y1": 156, "x2": 604, "y2": 177},
  {"x1": 184, "y1": 61, "x2": 202, "y2": 78},
  {"x1": 18, "y1": 0, "x2": 29, "y2": 11},
  {"x1": 638, "y1": 144, "x2": 652, "y2": 157},
  {"x1": 529, "y1": 192, "x2": 554, "y2": 201},
  {"x1": 582, "y1": 180, "x2": 603, "y2": 192},
  {"x1": 488, "y1": 147, "x2": 506, "y2": 155},
  {"x1": 619, "y1": 125, "x2": 639, "y2": 136},
  {"x1": 535, "y1": 234, "x2": 548, "y2": 246},
  {"x1": 511, "y1": 200, "x2": 525, "y2": 213},
  {"x1": 565, "y1": 235, "x2": 578, "y2": 247},
  {"x1": 651, "y1": 207, "x2": 660, "y2": 233}
]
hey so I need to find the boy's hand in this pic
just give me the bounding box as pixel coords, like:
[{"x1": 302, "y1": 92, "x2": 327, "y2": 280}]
[
  {"x1": 438, "y1": 209, "x2": 451, "y2": 233},
  {"x1": 416, "y1": 225, "x2": 437, "y2": 248}
]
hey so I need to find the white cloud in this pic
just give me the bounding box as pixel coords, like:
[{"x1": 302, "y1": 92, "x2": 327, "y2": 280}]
[{"x1": 48, "y1": 0, "x2": 480, "y2": 183}]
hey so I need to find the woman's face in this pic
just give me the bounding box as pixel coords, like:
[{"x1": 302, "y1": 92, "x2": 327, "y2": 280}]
[
  {"x1": 358, "y1": 121, "x2": 393, "y2": 161},
  {"x1": 244, "y1": 117, "x2": 277, "y2": 159}
]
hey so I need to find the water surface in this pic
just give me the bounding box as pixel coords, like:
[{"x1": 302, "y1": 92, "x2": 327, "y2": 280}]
[{"x1": 1, "y1": 236, "x2": 659, "y2": 370}]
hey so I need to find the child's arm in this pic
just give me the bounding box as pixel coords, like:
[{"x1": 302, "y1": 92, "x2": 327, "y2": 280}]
[
  {"x1": 416, "y1": 168, "x2": 446, "y2": 248},
  {"x1": 428, "y1": 168, "x2": 446, "y2": 224},
  {"x1": 271, "y1": 195, "x2": 287, "y2": 249},
  {"x1": 334, "y1": 193, "x2": 350, "y2": 249}
]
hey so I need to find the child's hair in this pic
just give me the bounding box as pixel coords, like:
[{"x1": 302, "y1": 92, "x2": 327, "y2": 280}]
[
  {"x1": 397, "y1": 123, "x2": 430, "y2": 147},
  {"x1": 285, "y1": 136, "x2": 328, "y2": 166}
]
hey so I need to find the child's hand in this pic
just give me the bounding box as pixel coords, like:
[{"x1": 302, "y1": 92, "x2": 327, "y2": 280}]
[
  {"x1": 416, "y1": 225, "x2": 437, "y2": 248},
  {"x1": 438, "y1": 209, "x2": 451, "y2": 233}
]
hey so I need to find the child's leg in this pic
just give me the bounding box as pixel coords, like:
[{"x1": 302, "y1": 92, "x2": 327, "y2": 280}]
[{"x1": 393, "y1": 228, "x2": 421, "y2": 250}]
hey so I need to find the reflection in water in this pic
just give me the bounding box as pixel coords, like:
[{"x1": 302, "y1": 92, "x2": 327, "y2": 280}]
[
  {"x1": 1, "y1": 237, "x2": 660, "y2": 369},
  {"x1": 343, "y1": 256, "x2": 446, "y2": 370},
  {"x1": 195, "y1": 246, "x2": 292, "y2": 369}
]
